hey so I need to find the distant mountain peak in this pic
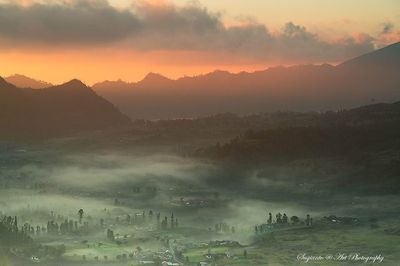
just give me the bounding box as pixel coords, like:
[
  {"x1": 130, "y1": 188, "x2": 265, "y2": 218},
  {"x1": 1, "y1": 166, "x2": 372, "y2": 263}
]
[
  {"x1": 61, "y1": 79, "x2": 88, "y2": 88},
  {"x1": 211, "y1": 69, "x2": 230, "y2": 75},
  {"x1": 339, "y1": 41, "x2": 400, "y2": 69},
  {"x1": 139, "y1": 72, "x2": 170, "y2": 83},
  {"x1": 137, "y1": 72, "x2": 172, "y2": 87},
  {"x1": 203, "y1": 69, "x2": 232, "y2": 77},
  {"x1": 92, "y1": 79, "x2": 133, "y2": 90},
  {"x1": 5, "y1": 74, "x2": 53, "y2": 89},
  {"x1": 8, "y1": 74, "x2": 29, "y2": 79},
  {"x1": 0, "y1": 76, "x2": 17, "y2": 90},
  {"x1": 142, "y1": 72, "x2": 170, "y2": 82}
]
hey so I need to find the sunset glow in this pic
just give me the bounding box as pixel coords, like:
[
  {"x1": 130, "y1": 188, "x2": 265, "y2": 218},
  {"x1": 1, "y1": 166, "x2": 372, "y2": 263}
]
[{"x1": 0, "y1": 0, "x2": 399, "y2": 84}]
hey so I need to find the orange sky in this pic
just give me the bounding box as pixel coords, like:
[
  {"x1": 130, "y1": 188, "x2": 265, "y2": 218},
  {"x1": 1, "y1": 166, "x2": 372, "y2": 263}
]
[
  {"x1": 0, "y1": 48, "x2": 276, "y2": 85},
  {"x1": 0, "y1": 0, "x2": 399, "y2": 85}
]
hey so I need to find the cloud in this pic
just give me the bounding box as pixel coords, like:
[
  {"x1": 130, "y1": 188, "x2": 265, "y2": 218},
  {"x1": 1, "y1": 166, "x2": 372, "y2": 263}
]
[
  {"x1": 381, "y1": 22, "x2": 394, "y2": 35},
  {"x1": 0, "y1": 0, "x2": 378, "y2": 62},
  {"x1": 0, "y1": 0, "x2": 140, "y2": 44},
  {"x1": 375, "y1": 22, "x2": 399, "y2": 48}
]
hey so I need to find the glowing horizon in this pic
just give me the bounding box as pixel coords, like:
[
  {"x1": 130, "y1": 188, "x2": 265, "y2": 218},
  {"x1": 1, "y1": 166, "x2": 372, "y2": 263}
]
[{"x1": 0, "y1": 0, "x2": 398, "y2": 85}]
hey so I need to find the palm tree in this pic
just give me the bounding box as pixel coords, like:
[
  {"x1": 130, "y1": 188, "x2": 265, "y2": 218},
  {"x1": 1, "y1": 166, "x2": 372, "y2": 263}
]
[{"x1": 78, "y1": 209, "x2": 84, "y2": 223}]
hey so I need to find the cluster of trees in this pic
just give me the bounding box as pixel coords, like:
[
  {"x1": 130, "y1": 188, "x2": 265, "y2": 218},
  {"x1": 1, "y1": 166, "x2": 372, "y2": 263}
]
[
  {"x1": 111, "y1": 209, "x2": 156, "y2": 226},
  {"x1": 271, "y1": 213, "x2": 289, "y2": 224},
  {"x1": 79, "y1": 250, "x2": 137, "y2": 262},
  {"x1": 199, "y1": 102, "x2": 400, "y2": 162},
  {"x1": 255, "y1": 212, "x2": 312, "y2": 233},
  {"x1": 0, "y1": 215, "x2": 32, "y2": 246},
  {"x1": 59, "y1": 219, "x2": 89, "y2": 235},
  {"x1": 0, "y1": 214, "x2": 67, "y2": 262},
  {"x1": 160, "y1": 213, "x2": 179, "y2": 230},
  {"x1": 112, "y1": 209, "x2": 180, "y2": 230},
  {"x1": 204, "y1": 124, "x2": 400, "y2": 162},
  {"x1": 47, "y1": 219, "x2": 89, "y2": 235},
  {"x1": 213, "y1": 222, "x2": 235, "y2": 233},
  {"x1": 0, "y1": 214, "x2": 46, "y2": 237},
  {"x1": 106, "y1": 229, "x2": 115, "y2": 241},
  {"x1": 23, "y1": 223, "x2": 46, "y2": 235},
  {"x1": 46, "y1": 211, "x2": 89, "y2": 235},
  {"x1": 103, "y1": 210, "x2": 180, "y2": 243}
]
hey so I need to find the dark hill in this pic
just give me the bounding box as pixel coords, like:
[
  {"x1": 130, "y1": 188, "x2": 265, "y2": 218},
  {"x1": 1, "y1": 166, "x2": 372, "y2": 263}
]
[
  {"x1": 201, "y1": 101, "x2": 400, "y2": 161},
  {"x1": 0, "y1": 78, "x2": 131, "y2": 139}
]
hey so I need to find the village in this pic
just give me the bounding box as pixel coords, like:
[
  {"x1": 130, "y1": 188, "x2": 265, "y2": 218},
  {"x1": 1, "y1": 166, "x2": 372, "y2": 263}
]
[{"x1": 1, "y1": 203, "x2": 367, "y2": 266}]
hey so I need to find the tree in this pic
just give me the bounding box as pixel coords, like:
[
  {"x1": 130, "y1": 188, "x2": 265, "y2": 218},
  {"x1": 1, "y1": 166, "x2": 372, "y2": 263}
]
[
  {"x1": 13, "y1": 216, "x2": 18, "y2": 231},
  {"x1": 276, "y1": 213, "x2": 282, "y2": 224},
  {"x1": 78, "y1": 209, "x2": 84, "y2": 224},
  {"x1": 107, "y1": 229, "x2": 114, "y2": 241},
  {"x1": 306, "y1": 214, "x2": 311, "y2": 226},
  {"x1": 282, "y1": 213, "x2": 288, "y2": 224},
  {"x1": 290, "y1": 216, "x2": 300, "y2": 224}
]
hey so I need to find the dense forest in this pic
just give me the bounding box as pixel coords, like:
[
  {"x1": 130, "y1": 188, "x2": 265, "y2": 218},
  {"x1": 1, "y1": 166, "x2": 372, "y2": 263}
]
[{"x1": 199, "y1": 101, "x2": 400, "y2": 161}]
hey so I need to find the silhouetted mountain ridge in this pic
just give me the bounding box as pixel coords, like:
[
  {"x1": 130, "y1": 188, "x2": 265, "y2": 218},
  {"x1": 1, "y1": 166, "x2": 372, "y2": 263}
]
[
  {"x1": 93, "y1": 42, "x2": 400, "y2": 119},
  {"x1": 0, "y1": 76, "x2": 17, "y2": 90},
  {"x1": 5, "y1": 74, "x2": 53, "y2": 89},
  {"x1": 0, "y1": 78, "x2": 131, "y2": 139},
  {"x1": 339, "y1": 42, "x2": 400, "y2": 69}
]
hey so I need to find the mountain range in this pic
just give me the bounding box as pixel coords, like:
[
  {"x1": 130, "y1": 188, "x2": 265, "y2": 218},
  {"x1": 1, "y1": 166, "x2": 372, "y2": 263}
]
[
  {"x1": 2, "y1": 42, "x2": 399, "y2": 128},
  {"x1": 5, "y1": 74, "x2": 53, "y2": 89},
  {"x1": 0, "y1": 78, "x2": 131, "y2": 139},
  {"x1": 90, "y1": 42, "x2": 400, "y2": 119}
]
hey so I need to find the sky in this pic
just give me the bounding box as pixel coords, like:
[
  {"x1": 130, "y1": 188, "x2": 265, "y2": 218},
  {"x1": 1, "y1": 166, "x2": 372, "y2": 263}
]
[{"x1": 0, "y1": 0, "x2": 399, "y2": 85}]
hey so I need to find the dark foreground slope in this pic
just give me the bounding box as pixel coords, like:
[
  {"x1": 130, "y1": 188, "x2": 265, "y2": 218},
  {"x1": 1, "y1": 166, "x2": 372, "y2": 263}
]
[
  {"x1": 0, "y1": 78, "x2": 131, "y2": 139},
  {"x1": 201, "y1": 101, "x2": 400, "y2": 161},
  {"x1": 195, "y1": 101, "x2": 400, "y2": 196}
]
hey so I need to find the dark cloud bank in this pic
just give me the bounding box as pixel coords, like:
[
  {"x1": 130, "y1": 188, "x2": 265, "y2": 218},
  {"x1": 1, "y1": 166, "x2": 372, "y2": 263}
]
[{"x1": 0, "y1": 0, "x2": 379, "y2": 62}]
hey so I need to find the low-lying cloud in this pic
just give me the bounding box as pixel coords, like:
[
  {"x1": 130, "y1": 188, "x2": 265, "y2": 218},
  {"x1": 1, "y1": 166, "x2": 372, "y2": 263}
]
[
  {"x1": 381, "y1": 22, "x2": 394, "y2": 35},
  {"x1": 0, "y1": 0, "x2": 390, "y2": 62}
]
